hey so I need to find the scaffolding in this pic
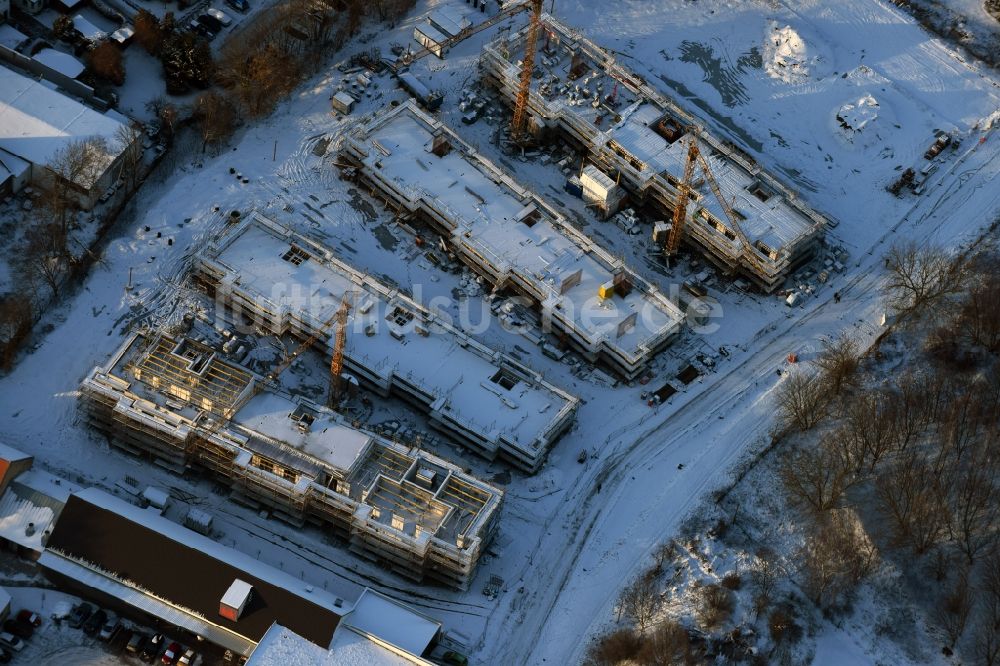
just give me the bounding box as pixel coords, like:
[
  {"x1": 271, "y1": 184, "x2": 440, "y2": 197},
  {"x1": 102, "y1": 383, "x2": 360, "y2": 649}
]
[
  {"x1": 78, "y1": 332, "x2": 504, "y2": 591},
  {"x1": 481, "y1": 15, "x2": 828, "y2": 291}
]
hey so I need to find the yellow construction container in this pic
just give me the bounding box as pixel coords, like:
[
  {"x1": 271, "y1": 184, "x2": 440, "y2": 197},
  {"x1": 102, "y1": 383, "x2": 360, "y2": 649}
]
[{"x1": 598, "y1": 280, "x2": 615, "y2": 299}]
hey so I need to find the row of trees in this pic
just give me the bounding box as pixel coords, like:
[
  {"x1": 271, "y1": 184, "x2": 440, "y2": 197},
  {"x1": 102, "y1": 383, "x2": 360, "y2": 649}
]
[{"x1": 775, "y1": 243, "x2": 1000, "y2": 661}]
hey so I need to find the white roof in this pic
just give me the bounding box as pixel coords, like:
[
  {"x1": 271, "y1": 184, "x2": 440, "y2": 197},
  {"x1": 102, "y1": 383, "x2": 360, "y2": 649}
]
[
  {"x1": 348, "y1": 103, "x2": 685, "y2": 359},
  {"x1": 332, "y1": 91, "x2": 355, "y2": 107},
  {"x1": 142, "y1": 486, "x2": 170, "y2": 508},
  {"x1": 222, "y1": 579, "x2": 254, "y2": 609},
  {"x1": 413, "y1": 23, "x2": 448, "y2": 44},
  {"x1": 233, "y1": 393, "x2": 372, "y2": 475},
  {"x1": 0, "y1": 66, "x2": 128, "y2": 189},
  {"x1": 343, "y1": 589, "x2": 440, "y2": 656},
  {"x1": 111, "y1": 26, "x2": 135, "y2": 43},
  {"x1": 33, "y1": 48, "x2": 86, "y2": 79},
  {"x1": 203, "y1": 215, "x2": 577, "y2": 455},
  {"x1": 71, "y1": 15, "x2": 106, "y2": 42},
  {"x1": 0, "y1": 149, "x2": 30, "y2": 183},
  {"x1": 249, "y1": 624, "x2": 428, "y2": 666},
  {"x1": 427, "y1": 8, "x2": 470, "y2": 37},
  {"x1": 0, "y1": 486, "x2": 54, "y2": 552},
  {"x1": 607, "y1": 103, "x2": 813, "y2": 252},
  {"x1": 0, "y1": 25, "x2": 29, "y2": 51},
  {"x1": 0, "y1": 442, "x2": 32, "y2": 464}
]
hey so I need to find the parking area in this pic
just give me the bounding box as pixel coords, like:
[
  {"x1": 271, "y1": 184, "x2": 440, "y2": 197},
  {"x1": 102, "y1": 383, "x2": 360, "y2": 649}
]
[{"x1": 2, "y1": 587, "x2": 221, "y2": 666}]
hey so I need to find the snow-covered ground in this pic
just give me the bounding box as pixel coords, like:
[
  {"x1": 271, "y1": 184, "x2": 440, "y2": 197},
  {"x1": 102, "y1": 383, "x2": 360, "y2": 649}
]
[{"x1": 0, "y1": 0, "x2": 998, "y2": 664}]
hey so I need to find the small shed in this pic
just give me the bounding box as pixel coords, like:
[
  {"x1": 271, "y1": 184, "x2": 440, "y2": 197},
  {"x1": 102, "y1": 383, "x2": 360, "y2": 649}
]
[
  {"x1": 331, "y1": 91, "x2": 355, "y2": 115},
  {"x1": 184, "y1": 507, "x2": 214, "y2": 536},
  {"x1": 111, "y1": 26, "x2": 134, "y2": 46},
  {"x1": 414, "y1": 24, "x2": 448, "y2": 59},
  {"x1": 141, "y1": 486, "x2": 170, "y2": 513},
  {"x1": 580, "y1": 165, "x2": 625, "y2": 218},
  {"x1": 219, "y1": 579, "x2": 253, "y2": 621}
]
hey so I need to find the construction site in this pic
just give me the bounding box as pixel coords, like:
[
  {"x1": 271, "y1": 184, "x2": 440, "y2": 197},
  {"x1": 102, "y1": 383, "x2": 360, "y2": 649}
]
[
  {"x1": 79, "y1": 327, "x2": 504, "y2": 591},
  {"x1": 340, "y1": 100, "x2": 687, "y2": 380},
  {"x1": 480, "y1": 12, "x2": 829, "y2": 291},
  {"x1": 194, "y1": 212, "x2": 579, "y2": 472}
]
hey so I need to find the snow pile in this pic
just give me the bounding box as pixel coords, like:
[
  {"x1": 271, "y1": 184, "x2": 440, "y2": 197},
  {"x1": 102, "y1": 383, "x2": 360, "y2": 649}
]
[
  {"x1": 836, "y1": 94, "x2": 880, "y2": 134},
  {"x1": 763, "y1": 22, "x2": 820, "y2": 83}
]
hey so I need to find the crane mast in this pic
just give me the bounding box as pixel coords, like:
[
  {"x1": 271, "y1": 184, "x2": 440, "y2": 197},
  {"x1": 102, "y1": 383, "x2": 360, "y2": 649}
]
[
  {"x1": 328, "y1": 294, "x2": 352, "y2": 408},
  {"x1": 511, "y1": 0, "x2": 544, "y2": 142},
  {"x1": 666, "y1": 133, "x2": 700, "y2": 257}
]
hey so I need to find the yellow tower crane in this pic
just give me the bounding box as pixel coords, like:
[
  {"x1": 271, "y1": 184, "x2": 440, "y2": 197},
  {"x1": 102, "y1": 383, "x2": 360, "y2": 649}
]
[
  {"x1": 511, "y1": 0, "x2": 544, "y2": 143},
  {"x1": 328, "y1": 293, "x2": 352, "y2": 408}
]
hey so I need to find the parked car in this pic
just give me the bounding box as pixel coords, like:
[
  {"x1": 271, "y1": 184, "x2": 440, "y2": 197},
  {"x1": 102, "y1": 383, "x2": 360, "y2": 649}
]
[
  {"x1": 142, "y1": 633, "x2": 165, "y2": 662},
  {"x1": 162, "y1": 641, "x2": 182, "y2": 665},
  {"x1": 82, "y1": 609, "x2": 107, "y2": 636},
  {"x1": 0, "y1": 634, "x2": 23, "y2": 652},
  {"x1": 179, "y1": 649, "x2": 201, "y2": 666},
  {"x1": 15, "y1": 611, "x2": 41, "y2": 628},
  {"x1": 226, "y1": 0, "x2": 249, "y2": 13},
  {"x1": 206, "y1": 7, "x2": 232, "y2": 25},
  {"x1": 188, "y1": 20, "x2": 216, "y2": 39},
  {"x1": 126, "y1": 632, "x2": 147, "y2": 655},
  {"x1": 98, "y1": 614, "x2": 120, "y2": 641},
  {"x1": 197, "y1": 14, "x2": 223, "y2": 33},
  {"x1": 68, "y1": 603, "x2": 93, "y2": 629},
  {"x1": 1, "y1": 620, "x2": 31, "y2": 640}
]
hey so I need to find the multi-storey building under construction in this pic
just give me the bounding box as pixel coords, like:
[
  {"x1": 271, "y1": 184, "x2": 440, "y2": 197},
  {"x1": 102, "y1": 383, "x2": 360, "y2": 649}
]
[
  {"x1": 79, "y1": 331, "x2": 503, "y2": 591},
  {"x1": 194, "y1": 212, "x2": 579, "y2": 473},
  {"x1": 482, "y1": 14, "x2": 828, "y2": 292},
  {"x1": 341, "y1": 100, "x2": 686, "y2": 380}
]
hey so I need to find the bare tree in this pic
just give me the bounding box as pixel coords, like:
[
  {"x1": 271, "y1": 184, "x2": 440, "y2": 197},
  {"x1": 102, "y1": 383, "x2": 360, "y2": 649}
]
[
  {"x1": 876, "y1": 451, "x2": 949, "y2": 554},
  {"x1": 17, "y1": 222, "x2": 70, "y2": 299},
  {"x1": 194, "y1": 91, "x2": 237, "y2": 152},
  {"x1": 815, "y1": 334, "x2": 860, "y2": 395},
  {"x1": 797, "y1": 509, "x2": 877, "y2": 610},
  {"x1": 750, "y1": 547, "x2": 783, "y2": 617},
  {"x1": 937, "y1": 569, "x2": 974, "y2": 649},
  {"x1": 696, "y1": 584, "x2": 734, "y2": 630},
  {"x1": 885, "y1": 241, "x2": 966, "y2": 318},
  {"x1": 843, "y1": 391, "x2": 897, "y2": 473},
  {"x1": 43, "y1": 137, "x2": 109, "y2": 234},
  {"x1": 637, "y1": 620, "x2": 694, "y2": 665},
  {"x1": 115, "y1": 122, "x2": 145, "y2": 194},
  {"x1": 948, "y1": 440, "x2": 1000, "y2": 565},
  {"x1": 620, "y1": 574, "x2": 659, "y2": 631},
  {"x1": 775, "y1": 369, "x2": 829, "y2": 432},
  {"x1": 779, "y1": 435, "x2": 855, "y2": 514},
  {"x1": 0, "y1": 295, "x2": 34, "y2": 371},
  {"x1": 583, "y1": 629, "x2": 642, "y2": 666}
]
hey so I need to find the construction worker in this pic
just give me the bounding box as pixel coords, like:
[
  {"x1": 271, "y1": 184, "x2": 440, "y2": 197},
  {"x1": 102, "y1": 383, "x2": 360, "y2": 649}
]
[{"x1": 834, "y1": 291, "x2": 841, "y2": 303}]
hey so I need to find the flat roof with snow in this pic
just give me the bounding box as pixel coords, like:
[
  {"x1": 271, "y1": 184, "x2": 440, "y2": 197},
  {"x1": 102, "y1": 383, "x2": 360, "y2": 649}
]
[
  {"x1": 197, "y1": 212, "x2": 578, "y2": 469},
  {"x1": 248, "y1": 623, "x2": 431, "y2": 666},
  {"x1": 0, "y1": 65, "x2": 127, "y2": 189},
  {"x1": 232, "y1": 392, "x2": 373, "y2": 476},
  {"x1": 343, "y1": 589, "x2": 440, "y2": 656},
  {"x1": 345, "y1": 102, "x2": 685, "y2": 372},
  {"x1": 483, "y1": 15, "x2": 825, "y2": 284},
  {"x1": 32, "y1": 48, "x2": 85, "y2": 79}
]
